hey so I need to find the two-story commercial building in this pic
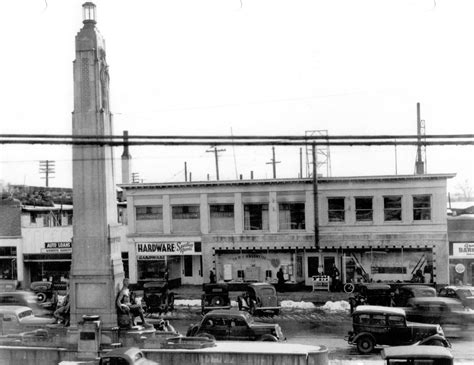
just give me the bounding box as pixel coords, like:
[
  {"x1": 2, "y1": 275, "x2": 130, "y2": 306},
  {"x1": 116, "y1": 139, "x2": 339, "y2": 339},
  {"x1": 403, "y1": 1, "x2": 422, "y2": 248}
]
[{"x1": 120, "y1": 173, "x2": 454, "y2": 287}]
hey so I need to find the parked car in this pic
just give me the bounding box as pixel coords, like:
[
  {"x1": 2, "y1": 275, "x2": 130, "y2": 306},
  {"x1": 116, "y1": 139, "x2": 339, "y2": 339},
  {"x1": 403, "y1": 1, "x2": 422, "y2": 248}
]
[
  {"x1": 348, "y1": 283, "x2": 393, "y2": 313},
  {"x1": 29, "y1": 281, "x2": 67, "y2": 306},
  {"x1": 142, "y1": 281, "x2": 175, "y2": 314},
  {"x1": 394, "y1": 284, "x2": 437, "y2": 307},
  {"x1": 382, "y1": 345, "x2": 454, "y2": 365},
  {"x1": 237, "y1": 283, "x2": 280, "y2": 316},
  {"x1": 346, "y1": 305, "x2": 449, "y2": 354},
  {"x1": 0, "y1": 291, "x2": 50, "y2": 317},
  {"x1": 99, "y1": 347, "x2": 159, "y2": 365},
  {"x1": 438, "y1": 285, "x2": 474, "y2": 309},
  {"x1": 0, "y1": 306, "x2": 56, "y2": 334},
  {"x1": 186, "y1": 309, "x2": 285, "y2": 341},
  {"x1": 404, "y1": 297, "x2": 474, "y2": 335},
  {"x1": 201, "y1": 283, "x2": 231, "y2": 314}
]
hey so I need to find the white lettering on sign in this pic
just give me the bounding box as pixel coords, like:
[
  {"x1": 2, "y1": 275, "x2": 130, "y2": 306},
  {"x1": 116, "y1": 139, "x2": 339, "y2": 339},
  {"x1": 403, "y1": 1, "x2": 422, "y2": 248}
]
[
  {"x1": 452, "y1": 242, "x2": 474, "y2": 257},
  {"x1": 135, "y1": 242, "x2": 197, "y2": 256},
  {"x1": 41, "y1": 241, "x2": 72, "y2": 253},
  {"x1": 45, "y1": 242, "x2": 72, "y2": 249}
]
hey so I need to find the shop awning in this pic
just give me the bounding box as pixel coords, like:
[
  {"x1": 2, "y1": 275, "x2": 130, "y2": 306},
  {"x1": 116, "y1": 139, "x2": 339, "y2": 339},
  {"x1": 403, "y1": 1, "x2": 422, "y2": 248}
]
[{"x1": 23, "y1": 253, "x2": 71, "y2": 262}]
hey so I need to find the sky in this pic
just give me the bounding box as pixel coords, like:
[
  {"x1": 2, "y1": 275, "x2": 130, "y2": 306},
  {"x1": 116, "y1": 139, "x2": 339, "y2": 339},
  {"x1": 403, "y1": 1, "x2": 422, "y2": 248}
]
[{"x1": 0, "y1": 0, "x2": 473, "y2": 195}]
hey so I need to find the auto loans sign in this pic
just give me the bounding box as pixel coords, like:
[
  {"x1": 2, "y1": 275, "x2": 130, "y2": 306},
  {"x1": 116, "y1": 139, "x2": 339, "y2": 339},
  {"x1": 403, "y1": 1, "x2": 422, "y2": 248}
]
[{"x1": 136, "y1": 241, "x2": 196, "y2": 257}]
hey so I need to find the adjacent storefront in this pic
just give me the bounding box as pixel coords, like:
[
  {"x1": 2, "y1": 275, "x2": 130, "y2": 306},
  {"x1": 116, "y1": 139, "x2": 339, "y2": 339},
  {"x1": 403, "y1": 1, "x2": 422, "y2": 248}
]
[{"x1": 449, "y1": 242, "x2": 474, "y2": 285}]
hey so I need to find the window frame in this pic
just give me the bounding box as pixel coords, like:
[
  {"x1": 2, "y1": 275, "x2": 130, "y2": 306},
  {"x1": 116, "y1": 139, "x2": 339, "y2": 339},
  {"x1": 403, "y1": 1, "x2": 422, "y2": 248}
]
[
  {"x1": 278, "y1": 202, "x2": 305, "y2": 230},
  {"x1": 413, "y1": 195, "x2": 431, "y2": 221},
  {"x1": 355, "y1": 196, "x2": 373, "y2": 222},
  {"x1": 135, "y1": 206, "x2": 163, "y2": 220},
  {"x1": 383, "y1": 195, "x2": 402, "y2": 222},
  {"x1": 243, "y1": 203, "x2": 269, "y2": 231},
  {"x1": 172, "y1": 205, "x2": 200, "y2": 219},
  {"x1": 327, "y1": 197, "x2": 345, "y2": 222}
]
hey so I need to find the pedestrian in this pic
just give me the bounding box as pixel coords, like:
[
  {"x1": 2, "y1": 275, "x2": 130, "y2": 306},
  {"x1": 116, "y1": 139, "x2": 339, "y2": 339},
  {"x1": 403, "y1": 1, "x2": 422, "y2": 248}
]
[
  {"x1": 329, "y1": 263, "x2": 340, "y2": 292},
  {"x1": 209, "y1": 270, "x2": 216, "y2": 284},
  {"x1": 277, "y1": 267, "x2": 285, "y2": 292},
  {"x1": 164, "y1": 268, "x2": 169, "y2": 283}
]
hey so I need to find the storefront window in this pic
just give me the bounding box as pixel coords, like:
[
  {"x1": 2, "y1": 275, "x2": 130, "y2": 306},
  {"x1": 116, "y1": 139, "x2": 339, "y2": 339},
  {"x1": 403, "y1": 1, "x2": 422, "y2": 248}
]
[
  {"x1": 137, "y1": 259, "x2": 166, "y2": 281},
  {"x1": 413, "y1": 195, "x2": 431, "y2": 220},
  {"x1": 328, "y1": 197, "x2": 345, "y2": 222},
  {"x1": 279, "y1": 203, "x2": 305, "y2": 230},
  {"x1": 384, "y1": 196, "x2": 402, "y2": 221},
  {"x1": 244, "y1": 204, "x2": 269, "y2": 230},
  {"x1": 0, "y1": 247, "x2": 17, "y2": 280},
  {"x1": 355, "y1": 197, "x2": 373, "y2": 221}
]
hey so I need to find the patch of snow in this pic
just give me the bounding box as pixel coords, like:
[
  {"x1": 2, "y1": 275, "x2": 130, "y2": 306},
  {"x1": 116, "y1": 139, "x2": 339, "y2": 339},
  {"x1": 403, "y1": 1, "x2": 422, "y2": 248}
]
[
  {"x1": 174, "y1": 299, "x2": 201, "y2": 306},
  {"x1": 320, "y1": 300, "x2": 350, "y2": 312},
  {"x1": 280, "y1": 300, "x2": 316, "y2": 309}
]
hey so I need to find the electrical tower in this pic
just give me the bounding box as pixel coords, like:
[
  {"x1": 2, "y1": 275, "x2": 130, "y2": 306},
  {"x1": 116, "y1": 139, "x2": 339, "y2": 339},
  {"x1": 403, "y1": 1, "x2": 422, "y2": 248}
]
[
  {"x1": 415, "y1": 102, "x2": 427, "y2": 174},
  {"x1": 131, "y1": 172, "x2": 140, "y2": 183},
  {"x1": 305, "y1": 130, "x2": 331, "y2": 178},
  {"x1": 39, "y1": 160, "x2": 55, "y2": 187}
]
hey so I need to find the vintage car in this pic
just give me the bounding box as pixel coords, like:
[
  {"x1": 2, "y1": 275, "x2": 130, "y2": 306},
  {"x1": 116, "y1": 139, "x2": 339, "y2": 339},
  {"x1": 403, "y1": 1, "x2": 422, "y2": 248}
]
[
  {"x1": 348, "y1": 283, "x2": 393, "y2": 313},
  {"x1": 237, "y1": 283, "x2": 280, "y2": 316},
  {"x1": 404, "y1": 297, "x2": 474, "y2": 335},
  {"x1": 142, "y1": 281, "x2": 175, "y2": 314},
  {"x1": 0, "y1": 306, "x2": 56, "y2": 334},
  {"x1": 382, "y1": 345, "x2": 453, "y2": 365},
  {"x1": 186, "y1": 309, "x2": 285, "y2": 341},
  {"x1": 0, "y1": 291, "x2": 50, "y2": 317},
  {"x1": 347, "y1": 305, "x2": 449, "y2": 354},
  {"x1": 99, "y1": 347, "x2": 159, "y2": 365},
  {"x1": 438, "y1": 285, "x2": 474, "y2": 309},
  {"x1": 394, "y1": 284, "x2": 437, "y2": 307},
  {"x1": 201, "y1": 283, "x2": 231, "y2": 314}
]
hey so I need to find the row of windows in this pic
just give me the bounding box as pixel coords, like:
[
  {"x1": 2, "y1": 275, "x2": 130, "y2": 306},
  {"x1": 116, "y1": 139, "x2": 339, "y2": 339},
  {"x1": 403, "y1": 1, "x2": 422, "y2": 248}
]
[
  {"x1": 135, "y1": 194, "x2": 432, "y2": 231},
  {"x1": 327, "y1": 195, "x2": 431, "y2": 222}
]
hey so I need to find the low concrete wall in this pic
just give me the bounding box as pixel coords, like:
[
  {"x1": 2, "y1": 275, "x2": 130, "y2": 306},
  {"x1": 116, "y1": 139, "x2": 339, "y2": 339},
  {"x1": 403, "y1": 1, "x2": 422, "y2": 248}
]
[{"x1": 0, "y1": 346, "x2": 77, "y2": 365}]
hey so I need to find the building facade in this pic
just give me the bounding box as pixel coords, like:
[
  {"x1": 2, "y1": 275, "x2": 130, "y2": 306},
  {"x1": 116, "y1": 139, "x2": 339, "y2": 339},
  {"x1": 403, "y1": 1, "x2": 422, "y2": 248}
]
[
  {"x1": 121, "y1": 174, "x2": 453, "y2": 287},
  {"x1": 448, "y1": 214, "x2": 474, "y2": 285}
]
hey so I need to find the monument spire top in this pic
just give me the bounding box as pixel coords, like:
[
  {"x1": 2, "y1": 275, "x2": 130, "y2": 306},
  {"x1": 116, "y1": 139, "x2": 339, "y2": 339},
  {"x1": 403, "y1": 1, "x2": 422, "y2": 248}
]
[{"x1": 82, "y1": 2, "x2": 97, "y2": 24}]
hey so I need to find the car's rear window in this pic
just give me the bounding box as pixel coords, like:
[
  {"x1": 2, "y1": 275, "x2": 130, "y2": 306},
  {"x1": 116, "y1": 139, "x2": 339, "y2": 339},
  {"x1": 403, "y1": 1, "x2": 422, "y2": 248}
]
[
  {"x1": 18, "y1": 310, "x2": 33, "y2": 319},
  {"x1": 259, "y1": 288, "x2": 275, "y2": 296}
]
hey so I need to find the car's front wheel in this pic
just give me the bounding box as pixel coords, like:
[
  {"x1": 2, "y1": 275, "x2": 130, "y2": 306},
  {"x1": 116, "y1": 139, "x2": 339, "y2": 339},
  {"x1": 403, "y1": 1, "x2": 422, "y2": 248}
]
[
  {"x1": 259, "y1": 334, "x2": 278, "y2": 342},
  {"x1": 199, "y1": 333, "x2": 216, "y2": 341},
  {"x1": 356, "y1": 335, "x2": 375, "y2": 354}
]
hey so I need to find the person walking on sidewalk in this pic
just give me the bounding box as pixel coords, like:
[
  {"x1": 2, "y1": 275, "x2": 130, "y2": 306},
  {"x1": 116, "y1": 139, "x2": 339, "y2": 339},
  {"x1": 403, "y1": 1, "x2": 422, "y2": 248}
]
[{"x1": 277, "y1": 267, "x2": 285, "y2": 292}]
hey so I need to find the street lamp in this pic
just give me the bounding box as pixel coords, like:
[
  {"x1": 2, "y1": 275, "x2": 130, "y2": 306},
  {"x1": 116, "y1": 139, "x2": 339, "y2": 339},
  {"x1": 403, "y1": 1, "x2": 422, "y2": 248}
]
[{"x1": 82, "y1": 2, "x2": 96, "y2": 24}]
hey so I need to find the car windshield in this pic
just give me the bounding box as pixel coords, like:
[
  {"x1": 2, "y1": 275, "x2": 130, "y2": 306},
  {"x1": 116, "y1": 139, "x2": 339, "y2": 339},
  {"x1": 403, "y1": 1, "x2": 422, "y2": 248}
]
[
  {"x1": 18, "y1": 309, "x2": 33, "y2": 319},
  {"x1": 457, "y1": 289, "x2": 473, "y2": 298},
  {"x1": 242, "y1": 312, "x2": 254, "y2": 323},
  {"x1": 414, "y1": 288, "x2": 435, "y2": 296}
]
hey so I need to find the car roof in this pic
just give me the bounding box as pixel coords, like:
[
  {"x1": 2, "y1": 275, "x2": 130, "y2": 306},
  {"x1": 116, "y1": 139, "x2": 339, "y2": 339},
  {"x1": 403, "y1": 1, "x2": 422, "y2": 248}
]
[
  {"x1": 249, "y1": 282, "x2": 274, "y2": 287},
  {"x1": 382, "y1": 345, "x2": 453, "y2": 360},
  {"x1": 444, "y1": 285, "x2": 474, "y2": 291},
  {"x1": 409, "y1": 297, "x2": 463, "y2": 304},
  {"x1": 0, "y1": 305, "x2": 33, "y2": 314},
  {"x1": 0, "y1": 291, "x2": 34, "y2": 296},
  {"x1": 400, "y1": 284, "x2": 435, "y2": 290},
  {"x1": 353, "y1": 305, "x2": 405, "y2": 316}
]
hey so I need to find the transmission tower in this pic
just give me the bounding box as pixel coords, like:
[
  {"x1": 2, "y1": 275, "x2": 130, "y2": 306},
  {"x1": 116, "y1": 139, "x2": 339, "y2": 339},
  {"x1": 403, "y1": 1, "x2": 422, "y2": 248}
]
[
  {"x1": 415, "y1": 102, "x2": 427, "y2": 174},
  {"x1": 39, "y1": 160, "x2": 55, "y2": 187},
  {"x1": 305, "y1": 130, "x2": 331, "y2": 178}
]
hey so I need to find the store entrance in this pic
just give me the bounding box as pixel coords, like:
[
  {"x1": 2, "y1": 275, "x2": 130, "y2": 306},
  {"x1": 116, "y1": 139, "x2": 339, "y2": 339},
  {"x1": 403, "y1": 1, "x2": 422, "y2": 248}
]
[{"x1": 305, "y1": 253, "x2": 338, "y2": 285}]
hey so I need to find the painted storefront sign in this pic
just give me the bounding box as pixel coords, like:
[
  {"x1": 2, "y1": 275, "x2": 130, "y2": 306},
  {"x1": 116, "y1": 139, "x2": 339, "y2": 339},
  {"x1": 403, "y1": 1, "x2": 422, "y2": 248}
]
[
  {"x1": 41, "y1": 241, "x2": 72, "y2": 253},
  {"x1": 136, "y1": 241, "x2": 197, "y2": 257}
]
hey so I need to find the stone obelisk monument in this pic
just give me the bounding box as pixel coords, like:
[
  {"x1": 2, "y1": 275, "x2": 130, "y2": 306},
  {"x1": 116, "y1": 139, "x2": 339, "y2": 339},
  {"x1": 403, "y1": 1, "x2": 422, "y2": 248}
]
[{"x1": 70, "y1": 2, "x2": 124, "y2": 327}]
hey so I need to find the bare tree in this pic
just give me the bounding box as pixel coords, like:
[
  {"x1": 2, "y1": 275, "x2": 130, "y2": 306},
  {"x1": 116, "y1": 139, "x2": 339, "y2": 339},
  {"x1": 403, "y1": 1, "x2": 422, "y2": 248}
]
[{"x1": 454, "y1": 179, "x2": 474, "y2": 201}]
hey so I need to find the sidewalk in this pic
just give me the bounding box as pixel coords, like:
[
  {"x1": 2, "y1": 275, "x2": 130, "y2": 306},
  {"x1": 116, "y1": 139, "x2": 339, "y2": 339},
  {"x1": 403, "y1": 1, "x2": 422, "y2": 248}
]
[{"x1": 173, "y1": 285, "x2": 351, "y2": 305}]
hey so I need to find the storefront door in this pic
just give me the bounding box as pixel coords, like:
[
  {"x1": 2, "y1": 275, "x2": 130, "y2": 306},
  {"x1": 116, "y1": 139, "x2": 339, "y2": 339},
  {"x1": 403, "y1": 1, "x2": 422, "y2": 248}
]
[{"x1": 305, "y1": 253, "x2": 338, "y2": 286}]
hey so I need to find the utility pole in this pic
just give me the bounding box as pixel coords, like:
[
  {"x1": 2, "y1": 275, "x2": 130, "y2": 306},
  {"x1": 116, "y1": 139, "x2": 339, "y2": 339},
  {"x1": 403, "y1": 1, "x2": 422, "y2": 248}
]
[
  {"x1": 299, "y1": 148, "x2": 303, "y2": 178},
  {"x1": 39, "y1": 160, "x2": 55, "y2": 187},
  {"x1": 206, "y1": 146, "x2": 226, "y2": 180},
  {"x1": 312, "y1": 144, "x2": 319, "y2": 249},
  {"x1": 184, "y1": 162, "x2": 188, "y2": 182},
  {"x1": 266, "y1": 146, "x2": 281, "y2": 178},
  {"x1": 131, "y1": 172, "x2": 140, "y2": 183}
]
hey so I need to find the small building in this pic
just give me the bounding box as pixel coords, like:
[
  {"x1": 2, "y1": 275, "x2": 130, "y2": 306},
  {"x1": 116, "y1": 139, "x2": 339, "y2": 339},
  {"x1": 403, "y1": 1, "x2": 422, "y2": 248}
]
[
  {"x1": 448, "y1": 214, "x2": 474, "y2": 285},
  {"x1": 120, "y1": 173, "x2": 454, "y2": 287}
]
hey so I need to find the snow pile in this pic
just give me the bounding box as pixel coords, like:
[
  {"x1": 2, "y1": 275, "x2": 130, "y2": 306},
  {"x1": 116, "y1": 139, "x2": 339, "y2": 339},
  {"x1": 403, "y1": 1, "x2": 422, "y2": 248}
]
[
  {"x1": 174, "y1": 299, "x2": 201, "y2": 307},
  {"x1": 280, "y1": 300, "x2": 316, "y2": 309},
  {"x1": 320, "y1": 300, "x2": 350, "y2": 312}
]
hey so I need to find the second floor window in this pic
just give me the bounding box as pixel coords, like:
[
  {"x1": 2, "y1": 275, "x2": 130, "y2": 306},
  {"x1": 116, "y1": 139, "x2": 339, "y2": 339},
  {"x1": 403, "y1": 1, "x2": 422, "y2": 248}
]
[
  {"x1": 279, "y1": 203, "x2": 305, "y2": 230},
  {"x1": 210, "y1": 204, "x2": 234, "y2": 232},
  {"x1": 244, "y1": 204, "x2": 269, "y2": 230},
  {"x1": 384, "y1": 196, "x2": 402, "y2": 221},
  {"x1": 355, "y1": 197, "x2": 373, "y2": 221},
  {"x1": 136, "y1": 206, "x2": 162, "y2": 220},
  {"x1": 413, "y1": 195, "x2": 431, "y2": 220},
  {"x1": 328, "y1": 197, "x2": 345, "y2": 222},
  {"x1": 172, "y1": 205, "x2": 200, "y2": 219}
]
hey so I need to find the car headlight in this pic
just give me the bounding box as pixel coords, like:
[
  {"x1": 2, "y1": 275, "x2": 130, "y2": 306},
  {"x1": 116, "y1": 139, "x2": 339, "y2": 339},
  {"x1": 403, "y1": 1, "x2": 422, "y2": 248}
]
[{"x1": 437, "y1": 325, "x2": 444, "y2": 336}]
